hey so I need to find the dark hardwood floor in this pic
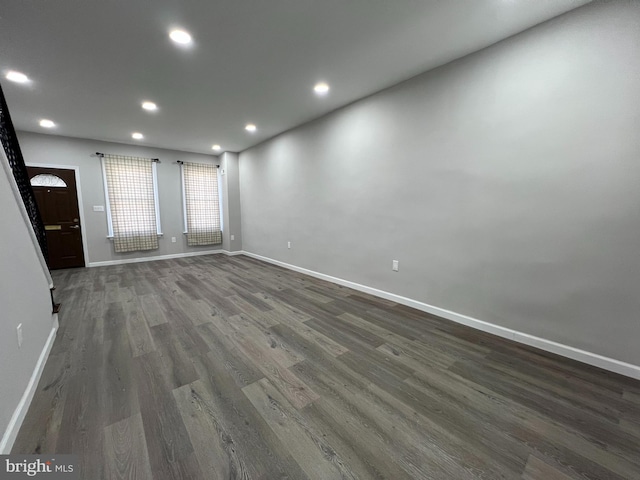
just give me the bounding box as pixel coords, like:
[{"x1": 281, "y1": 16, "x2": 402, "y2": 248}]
[{"x1": 12, "y1": 254, "x2": 640, "y2": 479}]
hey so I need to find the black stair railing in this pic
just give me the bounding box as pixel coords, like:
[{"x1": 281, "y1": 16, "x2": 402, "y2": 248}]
[
  {"x1": 0, "y1": 82, "x2": 58, "y2": 312},
  {"x1": 0, "y1": 82, "x2": 48, "y2": 260}
]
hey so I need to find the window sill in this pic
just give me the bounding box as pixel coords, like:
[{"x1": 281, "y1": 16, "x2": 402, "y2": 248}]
[{"x1": 107, "y1": 233, "x2": 163, "y2": 239}]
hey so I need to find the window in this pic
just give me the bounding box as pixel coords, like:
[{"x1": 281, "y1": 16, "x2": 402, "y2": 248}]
[
  {"x1": 30, "y1": 174, "x2": 67, "y2": 188},
  {"x1": 101, "y1": 155, "x2": 161, "y2": 253},
  {"x1": 181, "y1": 162, "x2": 222, "y2": 246}
]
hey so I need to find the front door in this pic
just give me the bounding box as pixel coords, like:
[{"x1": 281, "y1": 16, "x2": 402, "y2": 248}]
[{"x1": 27, "y1": 166, "x2": 85, "y2": 269}]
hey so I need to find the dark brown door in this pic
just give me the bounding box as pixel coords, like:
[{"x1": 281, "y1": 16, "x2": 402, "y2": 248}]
[{"x1": 27, "y1": 167, "x2": 85, "y2": 269}]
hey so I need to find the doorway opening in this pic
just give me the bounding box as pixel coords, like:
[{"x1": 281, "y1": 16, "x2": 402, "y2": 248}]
[{"x1": 27, "y1": 166, "x2": 86, "y2": 269}]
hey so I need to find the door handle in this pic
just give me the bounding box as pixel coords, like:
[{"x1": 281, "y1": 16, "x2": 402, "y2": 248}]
[{"x1": 69, "y1": 225, "x2": 80, "y2": 229}]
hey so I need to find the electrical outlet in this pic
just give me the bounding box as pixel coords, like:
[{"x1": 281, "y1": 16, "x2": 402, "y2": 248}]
[
  {"x1": 231, "y1": 235, "x2": 235, "y2": 241},
  {"x1": 392, "y1": 260, "x2": 399, "y2": 272},
  {"x1": 17, "y1": 324, "x2": 23, "y2": 348},
  {"x1": 171, "y1": 237, "x2": 177, "y2": 243},
  {"x1": 287, "y1": 241, "x2": 291, "y2": 249}
]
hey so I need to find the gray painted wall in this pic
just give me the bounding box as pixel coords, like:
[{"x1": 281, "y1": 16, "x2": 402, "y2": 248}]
[
  {"x1": 239, "y1": 1, "x2": 640, "y2": 365},
  {"x1": 0, "y1": 153, "x2": 54, "y2": 446},
  {"x1": 220, "y1": 152, "x2": 243, "y2": 252},
  {"x1": 17, "y1": 132, "x2": 228, "y2": 264}
]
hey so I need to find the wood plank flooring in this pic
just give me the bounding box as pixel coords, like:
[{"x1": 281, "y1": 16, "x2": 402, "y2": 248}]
[{"x1": 12, "y1": 254, "x2": 640, "y2": 479}]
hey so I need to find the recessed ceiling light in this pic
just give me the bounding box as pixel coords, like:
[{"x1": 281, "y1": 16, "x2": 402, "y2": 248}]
[
  {"x1": 142, "y1": 101, "x2": 157, "y2": 111},
  {"x1": 132, "y1": 132, "x2": 144, "y2": 140},
  {"x1": 39, "y1": 119, "x2": 55, "y2": 128},
  {"x1": 314, "y1": 82, "x2": 330, "y2": 95},
  {"x1": 169, "y1": 29, "x2": 192, "y2": 45},
  {"x1": 212, "y1": 144, "x2": 221, "y2": 151},
  {"x1": 6, "y1": 70, "x2": 30, "y2": 84},
  {"x1": 245, "y1": 124, "x2": 257, "y2": 132}
]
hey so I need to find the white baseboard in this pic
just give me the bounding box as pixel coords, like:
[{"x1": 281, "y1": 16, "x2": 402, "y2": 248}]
[
  {"x1": 88, "y1": 249, "x2": 241, "y2": 267},
  {"x1": 0, "y1": 316, "x2": 59, "y2": 454},
  {"x1": 240, "y1": 251, "x2": 640, "y2": 381}
]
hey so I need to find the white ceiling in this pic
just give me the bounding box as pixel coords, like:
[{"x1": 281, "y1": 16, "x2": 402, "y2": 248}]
[{"x1": 1, "y1": 0, "x2": 590, "y2": 155}]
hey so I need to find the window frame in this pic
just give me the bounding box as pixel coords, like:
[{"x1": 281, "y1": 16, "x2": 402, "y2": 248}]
[
  {"x1": 180, "y1": 162, "x2": 223, "y2": 235},
  {"x1": 101, "y1": 158, "x2": 162, "y2": 239}
]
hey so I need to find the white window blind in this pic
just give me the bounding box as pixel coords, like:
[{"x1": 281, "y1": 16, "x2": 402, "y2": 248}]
[
  {"x1": 181, "y1": 162, "x2": 222, "y2": 246},
  {"x1": 102, "y1": 155, "x2": 161, "y2": 253}
]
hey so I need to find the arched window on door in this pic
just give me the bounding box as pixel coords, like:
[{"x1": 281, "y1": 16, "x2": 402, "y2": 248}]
[{"x1": 30, "y1": 173, "x2": 68, "y2": 188}]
